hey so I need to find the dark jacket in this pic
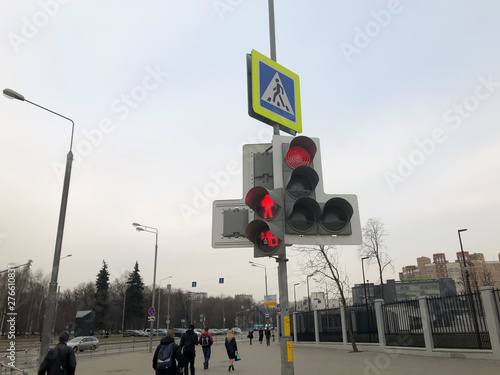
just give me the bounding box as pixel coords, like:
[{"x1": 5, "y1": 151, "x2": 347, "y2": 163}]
[
  {"x1": 153, "y1": 335, "x2": 185, "y2": 375},
  {"x1": 179, "y1": 329, "x2": 199, "y2": 354},
  {"x1": 265, "y1": 328, "x2": 271, "y2": 339},
  {"x1": 225, "y1": 337, "x2": 238, "y2": 359},
  {"x1": 38, "y1": 342, "x2": 76, "y2": 375}
]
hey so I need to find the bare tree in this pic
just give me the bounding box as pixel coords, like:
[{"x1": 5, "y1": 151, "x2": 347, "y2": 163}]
[
  {"x1": 358, "y1": 218, "x2": 392, "y2": 300},
  {"x1": 296, "y1": 244, "x2": 359, "y2": 352}
]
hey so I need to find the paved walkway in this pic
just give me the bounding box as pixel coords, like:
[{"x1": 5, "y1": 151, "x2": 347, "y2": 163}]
[{"x1": 72, "y1": 337, "x2": 498, "y2": 375}]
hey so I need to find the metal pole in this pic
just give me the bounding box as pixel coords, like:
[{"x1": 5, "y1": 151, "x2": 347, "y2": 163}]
[
  {"x1": 361, "y1": 257, "x2": 371, "y2": 343},
  {"x1": 157, "y1": 287, "x2": 161, "y2": 332},
  {"x1": 150, "y1": 237, "x2": 158, "y2": 353},
  {"x1": 268, "y1": 0, "x2": 280, "y2": 136},
  {"x1": 293, "y1": 283, "x2": 299, "y2": 312},
  {"x1": 307, "y1": 275, "x2": 311, "y2": 313},
  {"x1": 277, "y1": 253, "x2": 294, "y2": 375},
  {"x1": 458, "y1": 229, "x2": 482, "y2": 349},
  {"x1": 167, "y1": 284, "x2": 171, "y2": 330},
  {"x1": 121, "y1": 287, "x2": 126, "y2": 335}
]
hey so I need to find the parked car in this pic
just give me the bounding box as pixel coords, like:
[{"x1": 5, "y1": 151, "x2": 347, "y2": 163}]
[
  {"x1": 232, "y1": 327, "x2": 241, "y2": 334},
  {"x1": 123, "y1": 330, "x2": 147, "y2": 337},
  {"x1": 67, "y1": 336, "x2": 99, "y2": 352},
  {"x1": 174, "y1": 328, "x2": 187, "y2": 337}
]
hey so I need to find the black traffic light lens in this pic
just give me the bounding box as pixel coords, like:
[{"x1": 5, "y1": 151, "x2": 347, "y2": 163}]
[
  {"x1": 255, "y1": 194, "x2": 279, "y2": 219},
  {"x1": 286, "y1": 175, "x2": 313, "y2": 199},
  {"x1": 320, "y1": 206, "x2": 348, "y2": 232},
  {"x1": 257, "y1": 228, "x2": 281, "y2": 254},
  {"x1": 288, "y1": 204, "x2": 316, "y2": 232},
  {"x1": 285, "y1": 146, "x2": 311, "y2": 169}
]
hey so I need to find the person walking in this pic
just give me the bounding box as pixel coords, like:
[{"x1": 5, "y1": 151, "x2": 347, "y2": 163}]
[
  {"x1": 258, "y1": 326, "x2": 264, "y2": 344},
  {"x1": 153, "y1": 329, "x2": 185, "y2": 375},
  {"x1": 271, "y1": 327, "x2": 276, "y2": 342},
  {"x1": 199, "y1": 327, "x2": 213, "y2": 370},
  {"x1": 38, "y1": 331, "x2": 76, "y2": 375},
  {"x1": 247, "y1": 328, "x2": 254, "y2": 345},
  {"x1": 224, "y1": 329, "x2": 238, "y2": 372},
  {"x1": 264, "y1": 326, "x2": 271, "y2": 346},
  {"x1": 180, "y1": 324, "x2": 199, "y2": 375}
]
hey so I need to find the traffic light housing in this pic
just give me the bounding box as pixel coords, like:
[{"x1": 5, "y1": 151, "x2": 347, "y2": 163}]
[
  {"x1": 273, "y1": 135, "x2": 362, "y2": 246},
  {"x1": 245, "y1": 186, "x2": 286, "y2": 257}
]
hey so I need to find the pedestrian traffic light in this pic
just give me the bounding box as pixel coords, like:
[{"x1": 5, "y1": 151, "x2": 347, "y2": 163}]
[
  {"x1": 245, "y1": 186, "x2": 286, "y2": 257},
  {"x1": 273, "y1": 135, "x2": 362, "y2": 246}
]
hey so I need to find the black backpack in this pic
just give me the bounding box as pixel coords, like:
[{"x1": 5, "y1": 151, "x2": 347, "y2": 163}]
[
  {"x1": 157, "y1": 343, "x2": 174, "y2": 370},
  {"x1": 201, "y1": 333, "x2": 211, "y2": 347}
]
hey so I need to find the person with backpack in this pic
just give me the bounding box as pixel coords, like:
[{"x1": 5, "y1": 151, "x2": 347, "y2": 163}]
[
  {"x1": 180, "y1": 324, "x2": 199, "y2": 375},
  {"x1": 247, "y1": 328, "x2": 254, "y2": 345},
  {"x1": 153, "y1": 329, "x2": 186, "y2": 375},
  {"x1": 199, "y1": 327, "x2": 213, "y2": 370},
  {"x1": 38, "y1": 331, "x2": 76, "y2": 375}
]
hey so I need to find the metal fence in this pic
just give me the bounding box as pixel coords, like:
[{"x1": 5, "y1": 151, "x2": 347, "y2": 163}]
[
  {"x1": 382, "y1": 299, "x2": 425, "y2": 347},
  {"x1": 294, "y1": 311, "x2": 315, "y2": 342},
  {"x1": 318, "y1": 308, "x2": 342, "y2": 342},
  {"x1": 426, "y1": 292, "x2": 491, "y2": 350},
  {"x1": 346, "y1": 304, "x2": 378, "y2": 343}
]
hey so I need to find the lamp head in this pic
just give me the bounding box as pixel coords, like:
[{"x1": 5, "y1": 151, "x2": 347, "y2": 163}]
[
  {"x1": 3, "y1": 88, "x2": 25, "y2": 101},
  {"x1": 458, "y1": 229, "x2": 467, "y2": 233},
  {"x1": 362, "y1": 256, "x2": 369, "y2": 260},
  {"x1": 132, "y1": 222, "x2": 141, "y2": 227},
  {"x1": 135, "y1": 227, "x2": 144, "y2": 232}
]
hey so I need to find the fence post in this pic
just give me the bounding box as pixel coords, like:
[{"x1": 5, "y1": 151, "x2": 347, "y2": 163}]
[
  {"x1": 313, "y1": 309, "x2": 319, "y2": 344},
  {"x1": 418, "y1": 296, "x2": 434, "y2": 354},
  {"x1": 480, "y1": 287, "x2": 500, "y2": 359},
  {"x1": 374, "y1": 299, "x2": 386, "y2": 349},
  {"x1": 340, "y1": 303, "x2": 348, "y2": 349},
  {"x1": 292, "y1": 312, "x2": 297, "y2": 343}
]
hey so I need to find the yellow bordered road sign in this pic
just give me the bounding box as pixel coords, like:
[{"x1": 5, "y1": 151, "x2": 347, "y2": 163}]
[{"x1": 247, "y1": 49, "x2": 302, "y2": 134}]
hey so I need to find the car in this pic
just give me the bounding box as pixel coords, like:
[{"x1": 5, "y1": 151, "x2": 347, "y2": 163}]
[
  {"x1": 232, "y1": 327, "x2": 241, "y2": 334},
  {"x1": 67, "y1": 336, "x2": 99, "y2": 352},
  {"x1": 174, "y1": 328, "x2": 187, "y2": 337}
]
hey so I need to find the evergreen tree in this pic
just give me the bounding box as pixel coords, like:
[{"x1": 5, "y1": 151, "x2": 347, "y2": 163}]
[
  {"x1": 94, "y1": 260, "x2": 110, "y2": 331},
  {"x1": 125, "y1": 261, "x2": 145, "y2": 329}
]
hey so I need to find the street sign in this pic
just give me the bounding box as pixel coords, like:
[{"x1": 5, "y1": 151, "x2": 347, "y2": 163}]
[
  {"x1": 148, "y1": 307, "x2": 155, "y2": 316},
  {"x1": 264, "y1": 294, "x2": 278, "y2": 307},
  {"x1": 192, "y1": 281, "x2": 197, "y2": 287},
  {"x1": 265, "y1": 312, "x2": 270, "y2": 320},
  {"x1": 219, "y1": 278, "x2": 224, "y2": 284},
  {"x1": 148, "y1": 316, "x2": 156, "y2": 322},
  {"x1": 247, "y1": 49, "x2": 301, "y2": 135}
]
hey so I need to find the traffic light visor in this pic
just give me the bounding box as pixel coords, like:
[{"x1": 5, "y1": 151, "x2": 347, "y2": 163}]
[
  {"x1": 285, "y1": 136, "x2": 317, "y2": 169},
  {"x1": 245, "y1": 220, "x2": 283, "y2": 254},
  {"x1": 285, "y1": 166, "x2": 319, "y2": 199},
  {"x1": 319, "y1": 198, "x2": 353, "y2": 233}
]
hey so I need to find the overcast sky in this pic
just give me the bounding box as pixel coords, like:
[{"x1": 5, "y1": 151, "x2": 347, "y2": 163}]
[{"x1": 1, "y1": 1, "x2": 499, "y2": 306}]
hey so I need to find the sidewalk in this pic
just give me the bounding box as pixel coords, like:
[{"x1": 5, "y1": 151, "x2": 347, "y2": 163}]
[{"x1": 74, "y1": 336, "x2": 499, "y2": 375}]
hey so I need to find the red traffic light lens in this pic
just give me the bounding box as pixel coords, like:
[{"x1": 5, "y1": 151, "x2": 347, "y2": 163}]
[
  {"x1": 256, "y1": 194, "x2": 279, "y2": 220},
  {"x1": 257, "y1": 228, "x2": 280, "y2": 253},
  {"x1": 285, "y1": 146, "x2": 311, "y2": 169}
]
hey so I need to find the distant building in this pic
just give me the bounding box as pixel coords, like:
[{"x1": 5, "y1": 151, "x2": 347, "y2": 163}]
[
  {"x1": 400, "y1": 252, "x2": 500, "y2": 292},
  {"x1": 352, "y1": 278, "x2": 457, "y2": 303}
]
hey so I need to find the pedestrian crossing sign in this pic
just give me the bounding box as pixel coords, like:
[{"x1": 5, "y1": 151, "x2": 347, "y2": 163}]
[{"x1": 248, "y1": 49, "x2": 302, "y2": 134}]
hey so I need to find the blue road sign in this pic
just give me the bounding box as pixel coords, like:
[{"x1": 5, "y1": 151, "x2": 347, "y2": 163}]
[
  {"x1": 265, "y1": 313, "x2": 270, "y2": 320},
  {"x1": 219, "y1": 278, "x2": 224, "y2": 284},
  {"x1": 148, "y1": 307, "x2": 155, "y2": 316},
  {"x1": 192, "y1": 281, "x2": 197, "y2": 287}
]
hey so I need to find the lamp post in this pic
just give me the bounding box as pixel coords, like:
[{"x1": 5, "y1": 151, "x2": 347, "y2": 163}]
[
  {"x1": 293, "y1": 283, "x2": 300, "y2": 312},
  {"x1": 306, "y1": 274, "x2": 315, "y2": 312},
  {"x1": 249, "y1": 261, "x2": 268, "y2": 296},
  {"x1": 3, "y1": 88, "x2": 75, "y2": 364},
  {"x1": 157, "y1": 276, "x2": 172, "y2": 332},
  {"x1": 361, "y1": 256, "x2": 372, "y2": 342},
  {"x1": 52, "y1": 254, "x2": 72, "y2": 335},
  {"x1": 458, "y1": 229, "x2": 482, "y2": 349},
  {"x1": 132, "y1": 222, "x2": 158, "y2": 353}
]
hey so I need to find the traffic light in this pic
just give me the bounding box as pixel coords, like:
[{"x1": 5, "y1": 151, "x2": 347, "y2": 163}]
[
  {"x1": 245, "y1": 186, "x2": 286, "y2": 257},
  {"x1": 273, "y1": 135, "x2": 362, "y2": 246}
]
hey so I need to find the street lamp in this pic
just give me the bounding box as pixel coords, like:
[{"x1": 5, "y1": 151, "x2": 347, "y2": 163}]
[
  {"x1": 306, "y1": 273, "x2": 315, "y2": 312},
  {"x1": 457, "y1": 228, "x2": 482, "y2": 349},
  {"x1": 4, "y1": 88, "x2": 75, "y2": 364},
  {"x1": 249, "y1": 261, "x2": 268, "y2": 296},
  {"x1": 157, "y1": 276, "x2": 172, "y2": 332},
  {"x1": 52, "y1": 254, "x2": 73, "y2": 335},
  {"x1": 132, "y1": 222, "x2": 159, "y2": 353},
  {"x1": 458, "y1": 229, "x2": 472, "y2": 293},
  {"x1": 293, "y1": 283, "x2": 300, "y2": 312},
  {"x1": 361, "y1": 256, "x2": 371, "y2": 342}
]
